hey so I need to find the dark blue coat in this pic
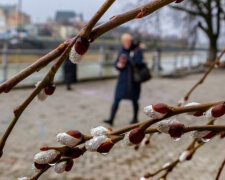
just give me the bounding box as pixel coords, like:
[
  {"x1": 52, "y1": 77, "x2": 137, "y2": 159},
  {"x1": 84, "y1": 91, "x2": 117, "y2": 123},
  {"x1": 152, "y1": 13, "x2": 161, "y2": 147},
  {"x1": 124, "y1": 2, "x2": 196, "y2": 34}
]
[{"x1": 114, "y1": 48, "x2": 144, "y2": 101}]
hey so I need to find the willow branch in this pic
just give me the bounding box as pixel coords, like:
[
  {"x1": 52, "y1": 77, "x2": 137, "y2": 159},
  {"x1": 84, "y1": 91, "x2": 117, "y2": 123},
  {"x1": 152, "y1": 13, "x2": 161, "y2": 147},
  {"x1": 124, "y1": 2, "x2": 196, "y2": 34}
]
[
  {"x1": 110, "y1": 101, "x2": 223, "y2": 136},
  {"x1": 80, "y1": 0, "x2": 116, "y2": 38},
  {"x1": 0, "y1": 37, "x2": 78, "y2": 158},
  {"x1": 89, "y1": 0, "x2": 175, "y2": 42},
  {"x1": 215, "y1": 157, "x2": 225, "y2": 180},
  {"x1": 0, "y1": 0, "x2": 116, "y2": 158},
  {"x1": 0, "y1": 42, "x2": 69, "y2": 94},
  {"x1": 183, "y1": 48, "x2": 225, "y2": 102}
]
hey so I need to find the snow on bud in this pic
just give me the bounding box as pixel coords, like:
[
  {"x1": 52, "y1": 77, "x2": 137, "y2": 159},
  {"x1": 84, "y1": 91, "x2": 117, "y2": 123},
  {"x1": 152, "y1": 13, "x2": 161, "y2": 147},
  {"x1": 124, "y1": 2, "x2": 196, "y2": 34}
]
[
  {"x1": 54, "y1": 161, "x2": 67, "y2": 174},
  {"x1": 85, "y1": 135, "x2": 113, "y2": 153},
  {"x1": 34, "y1": 150, "x2": 60, "y2": 164},
  {"x1": 69, "y1": 37, "x2": 90, "y2": 64},
  {"x1": 168, "y1": 121, "x2": 185, "y2": 140},
  {"x1": 211, "y1": 104, "x2": 225, "y2": 118},
  {"x1": 17, "y1": 177, "x2": 30, "y2": 180},
  {"x1": 162, "y1": 162, "x2": 171, "y2": 168},
  {"x1": 90, "y1": 126, "x2": 111, "y2": 137},
  {"x1": 35, "y1": 81, "x2": 48, "y2": 101},
  {"x1": 157, "y1": 118, "x2": 177, "y2": 134},
  {"x1": 204, "y1": 108, "x2": 216, "y2": 120},
  {"x1": 69, "y1": 47, "x2": 82, "y2": 64},
  {"x1": 129, "y1": 128, "x2": 145, "y2": 145},
  {"x1": 179, "y1": 151, "x2": 189, "y2": 162},
  {"x1": 56, "y1": 130, "x2": 83, "y2": 147},
  {"x1": 144, "y1": 103, "x2": 169, "y2": 119}
]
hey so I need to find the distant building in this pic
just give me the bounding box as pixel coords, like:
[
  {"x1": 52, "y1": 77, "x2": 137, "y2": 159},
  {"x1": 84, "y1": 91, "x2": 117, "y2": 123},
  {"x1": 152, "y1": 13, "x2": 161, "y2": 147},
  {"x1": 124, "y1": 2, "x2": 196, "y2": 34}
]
[
  {"x1": 0, "y1": 5, "x2": 31, "y2": 32},
  {"x1": 55, "y1": 11, "x2": 83, "y2": 25}
]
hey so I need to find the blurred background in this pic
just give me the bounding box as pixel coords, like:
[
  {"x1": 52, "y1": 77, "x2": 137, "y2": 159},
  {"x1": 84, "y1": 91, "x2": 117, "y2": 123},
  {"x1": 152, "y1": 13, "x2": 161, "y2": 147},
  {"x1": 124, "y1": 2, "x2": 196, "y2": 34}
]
[{"x1": 0, "y1": 0, "x2": 225, "y2": 180}]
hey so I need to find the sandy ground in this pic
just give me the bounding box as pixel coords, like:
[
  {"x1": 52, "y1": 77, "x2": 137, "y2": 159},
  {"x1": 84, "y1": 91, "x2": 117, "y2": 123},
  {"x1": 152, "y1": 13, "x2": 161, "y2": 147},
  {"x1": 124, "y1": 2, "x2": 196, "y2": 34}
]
[{"x1": 0, "y1": 70, "x2": 225, "y2": 180}]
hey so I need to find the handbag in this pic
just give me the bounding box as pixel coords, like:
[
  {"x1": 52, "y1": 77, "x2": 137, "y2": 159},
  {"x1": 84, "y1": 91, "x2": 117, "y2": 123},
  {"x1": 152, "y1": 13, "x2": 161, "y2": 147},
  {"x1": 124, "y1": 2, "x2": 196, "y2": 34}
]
[
  {"x1": 132, "y1": 62, "x2": 152, "y2": 83},
  {"x1": 129, "y1": 49, "x2": 152, "y2": 83}
]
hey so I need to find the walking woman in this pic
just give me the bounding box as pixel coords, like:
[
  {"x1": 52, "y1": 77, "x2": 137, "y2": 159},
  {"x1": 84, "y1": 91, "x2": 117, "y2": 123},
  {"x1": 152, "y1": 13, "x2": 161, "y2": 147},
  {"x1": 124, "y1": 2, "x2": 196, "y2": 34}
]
[{"x1": 104, "y1": 33, "x2": 144, "y2": 126}]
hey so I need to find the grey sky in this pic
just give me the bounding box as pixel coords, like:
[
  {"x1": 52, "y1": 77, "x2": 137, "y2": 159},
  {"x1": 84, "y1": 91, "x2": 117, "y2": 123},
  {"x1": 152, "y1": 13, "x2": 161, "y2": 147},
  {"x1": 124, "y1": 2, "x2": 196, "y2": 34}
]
[{"x1": 0, "y1": 0, "x2": 124, "y2": 23}]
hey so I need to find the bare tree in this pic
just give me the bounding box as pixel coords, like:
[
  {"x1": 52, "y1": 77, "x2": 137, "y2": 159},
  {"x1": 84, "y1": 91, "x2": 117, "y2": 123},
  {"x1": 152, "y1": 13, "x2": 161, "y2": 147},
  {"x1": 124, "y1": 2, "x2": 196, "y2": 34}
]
[{"x1": 170, "y1": 0, "x2": 225, "y2": 61}]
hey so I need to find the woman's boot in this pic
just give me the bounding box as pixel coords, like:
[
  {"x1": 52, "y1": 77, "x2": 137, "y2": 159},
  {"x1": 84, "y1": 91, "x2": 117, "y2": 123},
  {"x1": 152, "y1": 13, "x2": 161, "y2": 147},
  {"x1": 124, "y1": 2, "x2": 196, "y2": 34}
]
[{"x1": 104, "y1": 105, "x2": 118, "y2": 126}]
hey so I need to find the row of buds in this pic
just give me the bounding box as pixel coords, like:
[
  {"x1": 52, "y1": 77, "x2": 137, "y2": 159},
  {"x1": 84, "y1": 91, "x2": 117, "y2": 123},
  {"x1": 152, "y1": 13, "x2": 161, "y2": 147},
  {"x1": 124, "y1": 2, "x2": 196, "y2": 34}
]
[
  {"x1": 69, "y1": 37, "x2": 90, "y2": 64},
  {"x1": 144, "y1": 103, "x2": 170, "y2": 119},
  {"x1": 124, "y1": 128, "x2": 145, "y2": 146},
  {"x1": 35, "y1": 81, "x2": 56, "y2": 101}
]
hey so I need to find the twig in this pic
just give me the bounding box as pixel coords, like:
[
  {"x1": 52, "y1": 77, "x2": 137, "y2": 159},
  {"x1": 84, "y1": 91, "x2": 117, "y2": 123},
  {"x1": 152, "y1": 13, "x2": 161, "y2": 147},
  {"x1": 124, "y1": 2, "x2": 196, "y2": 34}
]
[
  {"x1": 89, "y1": 0, "x2": 175, "y2": 41},
  {"x1": 215, "y1": 157, "x2": 225, "y2": 180},
  {"x1": 0, "y1": 42, "x2": 69, "y2": 94},
  {"x1": 183, "y1": 48, "x2": 225, "y2": 102}
]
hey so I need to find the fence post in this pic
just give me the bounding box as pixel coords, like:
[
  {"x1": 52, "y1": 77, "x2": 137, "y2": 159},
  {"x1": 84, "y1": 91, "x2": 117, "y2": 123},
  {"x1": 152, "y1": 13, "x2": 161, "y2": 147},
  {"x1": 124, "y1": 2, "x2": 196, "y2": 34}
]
[
  {"x1": 188, "y1": 51, "x2": 193, "y2": 72},
  {"x1": 153, "y1": 49, "x2": 161, "y2": 76},
  {"x1": 99, "y1": 46, "x2": 104, "y2": 76},
  {"x1": 2, "y1": 41, "x2": 8, "y2": 82}
]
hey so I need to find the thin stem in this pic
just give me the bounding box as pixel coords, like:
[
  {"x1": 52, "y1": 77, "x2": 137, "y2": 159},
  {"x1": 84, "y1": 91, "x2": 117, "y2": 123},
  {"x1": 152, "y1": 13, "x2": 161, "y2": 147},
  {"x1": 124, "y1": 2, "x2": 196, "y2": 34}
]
[
  {"x1": 80, "y1": 0, "x2": 116, "y2": 38},
  {"x1": 89, "y1": 0, "x2": 175, "y2": 41},
  {"x1": 0, "y1": 42, "x2": 69, "y2": 94},
  {"x1": 183, "y1": 48, "x2": 225, "y2": 102},
  {"x1": 215, "y1": 158, "x2": 225, "y2": 180}
]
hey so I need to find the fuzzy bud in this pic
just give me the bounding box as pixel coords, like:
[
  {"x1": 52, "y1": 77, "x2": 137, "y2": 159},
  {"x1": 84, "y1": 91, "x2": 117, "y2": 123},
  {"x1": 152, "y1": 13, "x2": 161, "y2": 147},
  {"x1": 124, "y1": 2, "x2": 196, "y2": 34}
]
[
  {"x1": 17, "y1": 177, "x2": 30, "y2": 180},
  {"x1": 90, "y1": 126, "x2": 111, "y2": 137},
  {"x1": 168, "y1": 122, "x2": 185, "y2": 139},
  {"x1": 211, "y1": 104, "x2": 225, "y2": 118},
  {"x1": 129, "y1": 128, "x2": 145, "y2": 145},
  {"x1": 97, "y1": 139, "x2": 114, "y2": 153},
  {"x1": 69, "y1": 37, "x2": 90, "y2": 64},
  {"x1": 34, "y1": 150, "x2": 60, "y2": 165},
  {"x1": 157, "y1": 118, "x2": 178, "y2": 134},
  {"x1": 204, "y1": 108, "x2": 215, "y2": 120},
  {"x1": 144, "y1": 103, "x2": 169, "y2": 119},
  {"x1": 44, "y1": 84, "x2": 56, "y2": 96},
  {"x1": 85, "y1": 135, "x2": 113, "y2": 153},
  {"x1": 179, "y1": 151, "x2": 190, "y2": 162},
  {"x1": 56, "y1": 130, "x2": 83, "y2": 147},
  {"x1": 35, "y1": 81, "x2": 48, "y2": 101},
  {"x1": 54, "y1": 161, "x2": 67, "y2": 174},
  {"x1": 75, "y1": 37, "x2": 90, "y2": 55},
  {"x1": 140, "y1": 177, "x2": 149, "y2": 180}
]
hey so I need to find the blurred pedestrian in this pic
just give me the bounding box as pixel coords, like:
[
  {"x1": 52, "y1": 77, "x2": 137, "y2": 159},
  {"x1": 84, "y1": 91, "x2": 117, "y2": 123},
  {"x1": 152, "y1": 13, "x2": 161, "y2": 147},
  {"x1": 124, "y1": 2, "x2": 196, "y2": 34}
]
[
  {"x1": 63, "y1": 57, "x2": 77, "y2": 90},
  {"x1": 104, "y1": 33, "x2": 145, "y2": 126}
]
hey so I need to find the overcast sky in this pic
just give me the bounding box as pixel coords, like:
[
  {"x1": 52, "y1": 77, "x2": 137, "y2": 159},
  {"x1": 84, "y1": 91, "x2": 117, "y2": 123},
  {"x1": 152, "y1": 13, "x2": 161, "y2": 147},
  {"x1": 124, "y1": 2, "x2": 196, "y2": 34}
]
[{"x1": 0, "y1": 0, "x2": 125, "y2": 23}]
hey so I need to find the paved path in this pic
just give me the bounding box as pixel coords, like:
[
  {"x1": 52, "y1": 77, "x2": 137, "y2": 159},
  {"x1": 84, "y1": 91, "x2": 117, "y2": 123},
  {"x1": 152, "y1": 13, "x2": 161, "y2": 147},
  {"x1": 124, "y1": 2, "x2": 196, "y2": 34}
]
[{"x1": 0, "y1": 70, "x2": 225, "y2": 180}]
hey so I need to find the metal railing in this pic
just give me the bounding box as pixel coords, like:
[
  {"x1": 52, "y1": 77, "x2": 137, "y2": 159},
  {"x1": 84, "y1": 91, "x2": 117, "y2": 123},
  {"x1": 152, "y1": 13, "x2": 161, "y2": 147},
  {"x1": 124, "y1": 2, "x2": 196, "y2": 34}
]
[{"x1": 0, "y1": 45, "x2": 209, "y2": 87}]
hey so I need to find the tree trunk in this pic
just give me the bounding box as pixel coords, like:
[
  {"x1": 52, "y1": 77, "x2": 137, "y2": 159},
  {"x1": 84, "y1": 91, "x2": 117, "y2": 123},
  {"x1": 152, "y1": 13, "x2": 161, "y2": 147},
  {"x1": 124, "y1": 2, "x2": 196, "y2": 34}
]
[{"x1": 207, "y1": 37, "x2": 218, "y2": 62}]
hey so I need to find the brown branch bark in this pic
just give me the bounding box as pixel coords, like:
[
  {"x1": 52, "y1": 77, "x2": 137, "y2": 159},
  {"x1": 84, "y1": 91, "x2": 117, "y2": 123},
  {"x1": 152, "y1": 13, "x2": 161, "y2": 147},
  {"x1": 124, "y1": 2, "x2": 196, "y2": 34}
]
[
  {"x1": 215, "y1": 157, "x2": 225, "y2": 180},
  {"x1": 89, "y1": 0, "x2": 175, "y2": 42},
  {"x1": 183, "y1": 48, "x2": 225, "y2": 102}
]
